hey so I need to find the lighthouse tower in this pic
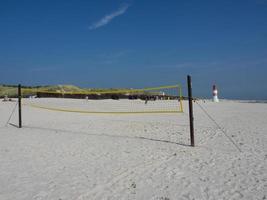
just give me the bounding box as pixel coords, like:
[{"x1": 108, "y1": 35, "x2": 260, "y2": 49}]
[{"x1": 212, "y1": 85, "x2": 219, "y2": 102}]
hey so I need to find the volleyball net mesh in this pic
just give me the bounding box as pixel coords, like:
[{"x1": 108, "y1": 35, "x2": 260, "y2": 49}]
[
  {"x1": 21, "y1": 84, "x2": 183, "y2": 114},
  {"x1": 1, "y1": 84, "x2": 192, "y2": 145}
]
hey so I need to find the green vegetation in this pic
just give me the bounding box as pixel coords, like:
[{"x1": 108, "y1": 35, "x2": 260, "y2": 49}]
[
  {"x1": 0, "y1": 84, "x2": 130, "y2": 97},
  {"x1": 0, "y1": 85, "x2": 18, "y2": 97},
  {"x1": 0, "y1": 84, "x2": 179, "y2": 98}
]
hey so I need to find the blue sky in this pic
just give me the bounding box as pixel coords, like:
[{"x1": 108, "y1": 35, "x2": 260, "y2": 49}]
[{"x1": 0, "y1": 0, "x2": 267, "y2": 99}]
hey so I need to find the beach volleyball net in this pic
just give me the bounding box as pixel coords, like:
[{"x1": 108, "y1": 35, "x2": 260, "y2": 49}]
[
  {"x1": 21, "y1": 84, "x2": 183, "y2": 114},
  {"x1": 2, "y1": 82, "x2": 196, "y2": 146}
]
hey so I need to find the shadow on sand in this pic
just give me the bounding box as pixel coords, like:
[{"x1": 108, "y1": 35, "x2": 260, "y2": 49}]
[
  {"x1": 21, "y1": 125, "x2": 191, "y2": 147},
  {"x1": 8, "y1": 123, "x2": 20, "y2": 128}
]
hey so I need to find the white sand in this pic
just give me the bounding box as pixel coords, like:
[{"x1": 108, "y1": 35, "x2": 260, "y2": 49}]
[{"x1": 0, "y1": 98, "x2": 266, "y2": 200}]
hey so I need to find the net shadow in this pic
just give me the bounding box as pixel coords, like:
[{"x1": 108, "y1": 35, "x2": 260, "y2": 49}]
[
  {"x1": 8, "y1": 123, "x2": 20, "y2": 128},
  {"x1": 22, "y1": 125, "x2": 191, "y2": 147}
]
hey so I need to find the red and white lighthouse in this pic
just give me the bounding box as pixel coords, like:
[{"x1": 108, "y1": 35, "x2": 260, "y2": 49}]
[{"x1": 212, "y1": 85, "x2": 219, "y2": 102}]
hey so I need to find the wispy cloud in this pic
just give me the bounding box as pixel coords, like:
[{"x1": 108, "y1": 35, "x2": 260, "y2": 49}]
[
  {"x1": 28, "y1": 66, "x2": 63, "y2": 72},
  {"x1": 89, "y1": 4, "x2": 130, "y2": 30}
]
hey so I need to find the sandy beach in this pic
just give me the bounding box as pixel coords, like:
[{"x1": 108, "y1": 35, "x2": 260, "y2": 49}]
[{"x1": 0, "y1": 98, "x2": 266, "y2": 200}]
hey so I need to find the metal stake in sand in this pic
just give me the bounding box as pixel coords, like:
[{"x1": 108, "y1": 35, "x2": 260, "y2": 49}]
[
  {"x1": 18, "y1": 84, "x2": 22, "y2": 128},
  {"x1": 187, "y1": 75, "x2": 195, "y2": 147}
]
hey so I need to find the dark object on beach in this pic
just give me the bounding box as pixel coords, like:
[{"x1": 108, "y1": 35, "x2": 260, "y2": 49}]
[
  {"x1": 187, "y1": 75, "x2": 195, "y2": 147},
  {"x1": 2, "y1": 95, "x2": 14, "y2": 102}
]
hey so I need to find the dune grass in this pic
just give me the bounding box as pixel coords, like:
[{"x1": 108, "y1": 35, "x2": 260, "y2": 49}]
[{"x1": 0, "y1": 84, "x2": 129, "y2": 97}]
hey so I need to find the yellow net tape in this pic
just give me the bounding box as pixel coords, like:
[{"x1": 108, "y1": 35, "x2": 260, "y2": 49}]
[
  {"x1": 21, "y1": 84, "x2": 180, "y2": 95},
  {"x1": 25, "y1": 103, "x2": 182, "y2": 114}
]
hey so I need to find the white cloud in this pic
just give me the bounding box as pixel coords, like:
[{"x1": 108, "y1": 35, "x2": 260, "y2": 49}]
[{"x1": 89, "y1": 4, "x2": 130, "y2": 30}]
